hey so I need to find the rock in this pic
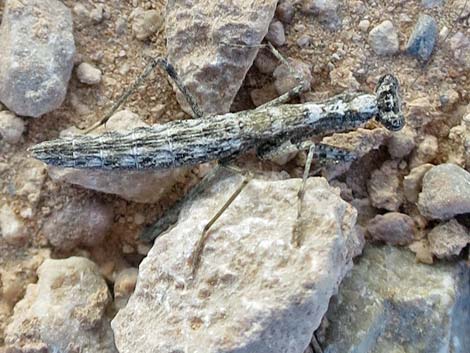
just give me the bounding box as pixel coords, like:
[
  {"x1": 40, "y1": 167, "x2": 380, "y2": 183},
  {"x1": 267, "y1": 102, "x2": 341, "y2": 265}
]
[
  {"x1": 406, "y1": 96, "x2": 435, "y2": 129},
  {"x1": 409, "y1": 239, "x2": 434, "y2": 264},
  {"x1": 368, "y1": 160, "x2": 403, "y2": 211},
  {"x1": 0, "y1": 110, "x2": 25, "y2": 144},
  {"x1": 42, "y1": 198, "x2": 113, "y2": 250},
  {"x1": 0, "y1": 204, "x2": 27, "y2": 244},
  {"x1": 46, "y1": 110, "x2": 190, "y2": 203},
  {"x1": 112, "y1": 175, "x2": 362, "y2": 353},
  {"x1": 14, "y1": 158, "x2": 47, "y2": 208},
  {"x1": 358, "y1": 19, "x2": 370, "y2": 32},
  {"x1": 449, "y1": 31, "x2": 470, "y2": 69},
  {"x1": 250, "y1": 84, "x2": 278, "y2": 107},
  {"x1": 4, "y1": 257, "x2": 117, "y2": 353},
  {"x1": 409, "y1": 134, "x2": 439, "y2": 168},
  {"x1": 421, "y1": 0, "x2": 443, "y2": 8},
  {"x1": 273, "y1": 59, "x2": 312, "y2": 95},
  {"x1": 367, "y1": 212, "x2": 416, "y2": 245},
  {"x1": 0, "y1": 0, "x2": 75, "y2": 117},
  {"x1": 131, "y1": 9, "x2": 163, "y2": 41},
  {"x1": 301, "y1": 0, "x2": 341, "y2": 29},
  {"x1": 329, "y1": 66, "x2": 360, "y2": 90},
  {"x1": 254, "y1": 48, "x2": 279, "y2": 74},
  {"x1": 418, "y1": 163, "x2": 470, "y2": 219},
  {"x1": 428, "y1": 219, "x2": 470, "y2": 259},
  {"x1": 320, "y1": 245, "x2": 470, "y2": 353},
  {"x1": 386, "y1": 126, "x2": 416, "y2": 159},
  {"x1": 76, "y1": 62, "x2": 102, "y2": 85},
  {"x1": 405, "y1": 14, "x2": 438, "y2": 61},
  {"x1": 265, "y1": 20, "x2": 286, "y2": 46},
  {"x1": 166, "y1": 0, "x2": 278, "y2": 116},
  {"x1": 114, "y1": 268, "x2": 138, "y2": 310},
  {"x1": 403, "y1": 163, "x2": 434, "y2": 203},
  {"x1": 448, "y1": 124, "x2": 466, "y2": 167},
  {"x1": 368, "y1": 20, "x2": 400, "y2": 56},
  {"x1": 439, "y1": 87, "x2": 460, "y2": 111},
  {"x1": 90, "y1": 5, "x2": 104, "y2": 24},
  {"x1": 276, "y1": 1, "x2": 295, "y2": 24}
]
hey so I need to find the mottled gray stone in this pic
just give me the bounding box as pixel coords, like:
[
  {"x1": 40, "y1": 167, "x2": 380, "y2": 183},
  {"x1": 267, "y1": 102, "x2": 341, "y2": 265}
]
[
  {"x1": 0, "y1": 0, "x2": 75, "y2": 117},
  {"x1": 367, "y1": 212, "x2": 416, "y2": 245},
  {"x1": 418, "y1": 163, "x2": 470, "y2": 219},
  {"x1": 76, "y1": 62, "x2": 102, "y2": 85},
  {"x1": 421, "y1": 0, "x2": 443, "y2": 8},
  {"x1": 320, "y1": 245, "x2": 470, "y2": 353},
  {"x1": 0, "y1": 110, "x2": 25, "y2": 144},
  {"x1": 112, "y1": 175, "x2": 362, "y2": 353},
  {"x1": 406, "y1": 14, "x2": 438, "y2": 61},
  {"x1": 367, "y1": 160, "x2": 403, "y2": 211},
  {"x1": 166, "y1": 0, "x2": 278, "y2": 116},
  {"x1": 428, "y1": 219, "x2": 470, "y2": 259},
  {"x1": 5, "y1": 257, "x2": 118, "y2": 353},
  {"x1": 368, "y1": 20, "x2": 399, "y2": 56}
]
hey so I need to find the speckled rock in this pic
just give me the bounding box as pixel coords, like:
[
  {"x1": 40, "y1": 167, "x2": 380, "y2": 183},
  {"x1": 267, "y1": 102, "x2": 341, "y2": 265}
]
[
  {"x1": 4, "y1": 257, "x2": 117, "y2": 353},
  {"x1": 166, "y1": 0, "x2": 278, "y2": 116},
  {"x1": 367, "y1": 160, "x2": 403, "y2": 211},
  {"x1": 0, "y1": 110, "x2": 25, "y2": 144},
  {"x1": 273, "y1": 58, "x2": 312, "y2": 95},
  {"x1": 76, "y1": 62, "x2": 102, "y2": 85},
  {"x1": 418, "y1": 163, "x2": 470, "y2": 219},
  {"x1": 368, "y1": 20, "x2": 400, "y2": 56},
  {"x1": 114, "y1": 268, "x2": 138, "y2": 310},
  {"x1": 42, "y1": 198, "x2": 113, "y2": 250},
  {"x1": 112, "y1": 175, "x2": 362, "y2": 353},
  {"x1": 301, "y1": 0, "x2": 341, "y2": 29},
  {"x1": 449, "y1": 31, "x2": 470, "y2": 70},
  {"x1": 0, "y1": 0, "x2": 75, "y2": 117},
  {"x1": 403, "y1": 163, "x2": 434, "y2": 203},
  {"x1": 386, "y1": 126, "x2": 416, "y2": 159},
  {"x1": 320, "y1": 245, "x2": 470, "y2": 353},
  {"x1": 265, "y1": 20, "x2": 286, "y2": 46},
  {"x1": 0, "y1": 204, "x2": 27, "y2": 244},
  {"x1": 367, "y1": 212, "x2": 416, "y2": 245},
  {"x1": 421, "y1": 0, "x2": 443, "y2": 8},
  {"x1": 405, "y1": 14, "x2": 438, "y2": 62},
  {"x1": 428, "y1": 219, "x2": 470, "y2": 259},
  {"x1": 410, "y1": 134, "x2": 438, "y2": 169},
  {"x1": 46, "y1": 110, "x2": 190, "y2": 203},
  {"x1": 131, "y1": 8, "x2": 163, "y2": 41}
]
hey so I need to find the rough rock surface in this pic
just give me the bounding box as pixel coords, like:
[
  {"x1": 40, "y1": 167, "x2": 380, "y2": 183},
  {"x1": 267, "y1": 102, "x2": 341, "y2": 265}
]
[
  {"x1": 368, "y1": 20, "x2": 399, "y2": 56},
  {"x1": 427, "y1": 219, "x2": 470, "y2": 259},
  {"x1": 5, "y1": 257, "x2": 117, "y2": 353},
  {"x1": 320, "y1": 245, "x2": 470, "y2": 353},
  {"x1": 0, "y1": 0, "x2": 75, "y2": 117},
  {"x1": 165, "y1": 0, "x2": 278, "y2": 116},
  {"x1": 403, "y1": 163, "x2": 434, "y2": 203},
  {"x1": 47, "y1": 110, "x2": 190, "y2": 203},
  {"x1": 42, "y1": 198, "x2": 113, "y2": 250},
  {"x1": 0, "y1": 204, "x2": 27, "y2": 245},
  {"x1": 367, "y1": 212, "x2": 416, "y2": 245},
  {"x1": 114, "y1": 268, "x2": 138, "y2": 310},
  {"x1": 418, "y1": 163, "x2": 470, "y2": 219},
  {"x1": 0, "y1": 111, "x2": 25, "y2": 144},
  {"x1": 112, "y1": 174, "x2": 362, "y2": 353},
  {"x1": 405, "y1": 14, "x2": 438, "y2": 62},
  {"x1": 367, "y1": 160, "x2": 403, "y2": 211}
]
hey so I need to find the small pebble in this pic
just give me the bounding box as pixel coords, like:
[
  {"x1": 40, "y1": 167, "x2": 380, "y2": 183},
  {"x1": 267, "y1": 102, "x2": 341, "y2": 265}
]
[
  {"x1": 90, "y1": 5, "x2": 104, "y2": 24},
  {"x1": 403, "y1": 163, "x2": 434, "y2": 203},
  {"x1": 115, "y1": 17, "x2": 128, "y2": 35},
  {"x1": 405, "y1": 14, "x2": 438, "y2": 62},
  {"x1": 76, "y1": 62, "x2": 102, "y2": 85},
  {"x1": 367, "y1": 160, "x2": 403, "y2": 211},
  {"x1": 449, "y1": 32, "x2": 470, "y2": 69},
  {"x1": 301, "y1": 0, "x2": 341, "y2": 29},
  {"x1": 367, "y1": 212, "x2": 416, "y2": 246},
  {"x1": 408, "y1": 239, "x2": 434, "y2": 264},
  {"x1": 273, "y1": 59, "x2": 312, "y2": 95},
  {"x1": 265, "y1": 20, "x2": 286, "y2": 47},
  {"x1": 421, "y1": 0, "x2": 443, "y2": 8},
  {"x1": 276, "y1": 2, "x2": 295, "y2": 24},
  {"x1": 386, "y1": 126, "x2": 416, "y2": 159},
  {"x1": 368, "y1": 20, "x2": 399, "y2": 56},
  {"x1": 0, "y1": 111, "x2": 25, "y2": 144},
  {"x1": 428, "y1": 219, "x2": 470, "y2": 259},
  {"x1": 418, "y1": 163, "x2": 470, "y2": 219},
  {"x1": 254, "y1": 49, "x2": 278, "y2": 74},
  {"x1": 296, "y1": 35, "x2": 311, "y2": 48},
  {"x1": 0, "y1": 205, "x2": 27, "y2": 244},
  {"x1": 358, "y1": 19, "x2": 370, "y2": 32},
  {"x1": 132, "y1": 9, "x2": 163, "y2": 41},
  {"x1": 410, "y1": 135, "x2": 438, "y2": 168},
  {"x1": 114, "y1": 268, "x2": 139, "y2": 310}
]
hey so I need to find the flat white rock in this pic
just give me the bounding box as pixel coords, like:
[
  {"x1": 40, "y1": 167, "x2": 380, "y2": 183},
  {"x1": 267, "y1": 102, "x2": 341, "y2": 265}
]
[{"x1": 112, "y1": 174, "x2": 362, "y2": 353}]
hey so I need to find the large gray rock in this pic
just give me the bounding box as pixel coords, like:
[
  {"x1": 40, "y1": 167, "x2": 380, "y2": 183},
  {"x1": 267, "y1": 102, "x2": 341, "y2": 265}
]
[
  {"x1": 418, "y1": 163, "x2": 470, "y2": 219},
  {"x1": 0, "y1": 0, "x2": 75, "y2": 117},
  {"x1": 112, "y1": 174, "x2": 363, "y2": 353},
  {"x1": 320, "y1": 245, "x2": 470, "y2": 353},
  {"x1": 166, "y1": 0, "x2": 278, "y2": 116},
  {"x1": 5, "y1": 257, "x2": 118, "y2": 353}
]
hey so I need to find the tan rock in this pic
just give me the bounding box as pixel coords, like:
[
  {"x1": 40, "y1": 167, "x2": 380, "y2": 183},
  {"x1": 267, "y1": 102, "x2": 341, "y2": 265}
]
[
  {"x1": 112, "y1": 175, "x2": 362, "y2": 353},
  {"x1": 367, "y1": 212, "x2": 416, "y2": 245},
  {"x1": 367, "y1": 160, "x2": 403, "y2": 211},
  {"x1": 428, "y1": 219, "x2": 470, "y2": 259},
  {"x1": 5, "y1": 257, "x2": 117, "y2": 353},
  {"x1": 403, "y1": 163, "x2": 434, "y2": 203}
]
